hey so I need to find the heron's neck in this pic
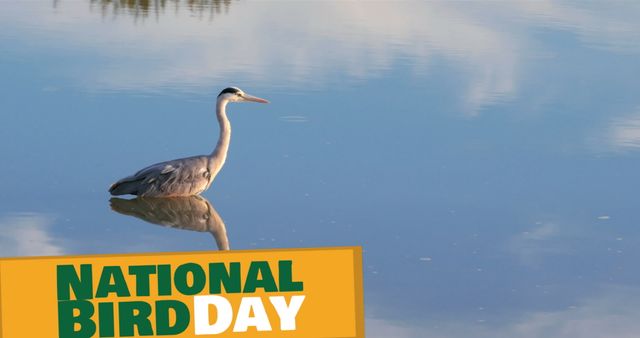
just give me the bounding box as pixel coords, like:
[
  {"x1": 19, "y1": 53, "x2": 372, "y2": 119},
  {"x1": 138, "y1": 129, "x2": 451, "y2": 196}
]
[{"x1": 211, "y1": 99, "x2": 231, "y2": 166}]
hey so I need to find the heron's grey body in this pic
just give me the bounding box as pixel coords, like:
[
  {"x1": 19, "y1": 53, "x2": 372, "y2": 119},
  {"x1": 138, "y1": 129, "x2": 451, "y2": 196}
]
[
  {"x1": 109, "y1": 155, "x2": 221, "y2": 197},
  {"x1": 109, "y1": 87, "x2": 268, "y2": 197}
]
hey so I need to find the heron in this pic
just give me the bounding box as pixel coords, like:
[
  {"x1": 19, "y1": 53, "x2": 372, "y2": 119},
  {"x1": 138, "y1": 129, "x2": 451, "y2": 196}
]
[{"x1": 109, "y1": 87, "x2": 269, "y2": 197}]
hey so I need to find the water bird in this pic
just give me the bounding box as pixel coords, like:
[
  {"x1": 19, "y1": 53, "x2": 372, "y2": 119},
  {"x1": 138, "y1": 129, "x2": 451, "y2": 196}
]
[{"x1": 109, "y1": 87, "x2": 268, "y2": 197}]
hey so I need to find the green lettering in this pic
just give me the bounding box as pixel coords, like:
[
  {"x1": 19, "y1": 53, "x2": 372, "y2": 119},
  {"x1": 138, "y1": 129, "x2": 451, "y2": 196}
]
[
  {"x1": 98, "y1": 302, "x2": 115, "y2": 337},
  {"x1": 118, "y1": 301, "x2": 153, "y2": 336},
  {"x1": 279, "y1": 260, "x2": 304, "y2": 292},
  {"x1": 58, "y1": 300, "x2": 96, "y2": 338},
  {"x1": 209, "y1": 262, "x2": 241, "y2": 294},
  {"x1": 96, "y1": 266, "x2": 130, "y2": 298},
  {"x1": 57, "y1": 264, "x2": 93, "y2": 301},
  {"x1": 174, "y1": 263, "x2": 206, "y2": 295},
  {"x1": 158, "y1": 264, "x2": 172, "y2": 296},
  {"x1": 128, "y1": 265, "x2": 156, "y2": 297},
  {"x1": 243, "y1": 261, "x2": 277, "y2": 293},
  {"x1": 155, "y1": 300, "x2": 190, "y2": 335}
]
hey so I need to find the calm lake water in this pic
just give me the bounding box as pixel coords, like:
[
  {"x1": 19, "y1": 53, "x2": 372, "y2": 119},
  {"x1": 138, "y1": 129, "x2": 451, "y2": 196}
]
[{"x1": 2, "y1": 1, "x2": 640, "y2": 337}]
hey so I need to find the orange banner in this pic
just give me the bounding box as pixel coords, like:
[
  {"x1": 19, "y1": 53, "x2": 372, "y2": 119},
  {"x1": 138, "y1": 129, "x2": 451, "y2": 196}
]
[{"x1": 0, "y1": 247, "x2": 363, "y2": 338}]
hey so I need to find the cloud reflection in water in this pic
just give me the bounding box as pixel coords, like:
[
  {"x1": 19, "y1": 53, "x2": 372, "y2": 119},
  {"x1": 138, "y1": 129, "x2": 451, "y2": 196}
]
[
  {"x1": 4, "y1": 2, "x2": 639, "y2": 115},
  {"x1": 0, "y1": 213, "x2": 64, "y2": 256},
  {"x1": 367, "y1": 286, "x2": 640, "y2": 338},
  {"x1": 607, "y1": 108, "x2": 640, "y2": 151}
]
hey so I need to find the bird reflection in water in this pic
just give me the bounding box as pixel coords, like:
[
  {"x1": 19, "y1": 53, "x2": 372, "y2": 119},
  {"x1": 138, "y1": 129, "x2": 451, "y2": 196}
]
[{"x1": 110, "y1": 196, "x2": 229, "y2": 250}]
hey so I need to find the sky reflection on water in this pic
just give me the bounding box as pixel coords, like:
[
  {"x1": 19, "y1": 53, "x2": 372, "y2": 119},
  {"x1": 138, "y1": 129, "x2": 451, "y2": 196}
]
[{"x1": 1, "y1": 1, "x2": 640, "y2": 337}]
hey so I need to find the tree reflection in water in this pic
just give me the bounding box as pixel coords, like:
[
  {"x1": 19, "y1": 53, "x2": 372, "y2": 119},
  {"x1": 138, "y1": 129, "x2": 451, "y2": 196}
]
[{"x1": 53, "y1": 0, "x2": 235, "y2": 20}]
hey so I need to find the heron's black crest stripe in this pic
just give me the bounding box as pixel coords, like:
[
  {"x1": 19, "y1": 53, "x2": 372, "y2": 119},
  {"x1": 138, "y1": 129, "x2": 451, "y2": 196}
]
[{"x1": 218, "y1": 87, "x2": 241, "y2": 97}]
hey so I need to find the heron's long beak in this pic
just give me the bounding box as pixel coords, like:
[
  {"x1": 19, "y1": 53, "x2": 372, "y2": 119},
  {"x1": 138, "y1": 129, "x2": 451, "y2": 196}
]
[{"x1": 241, "y1": 93, "x2": 269, "y2": 104}]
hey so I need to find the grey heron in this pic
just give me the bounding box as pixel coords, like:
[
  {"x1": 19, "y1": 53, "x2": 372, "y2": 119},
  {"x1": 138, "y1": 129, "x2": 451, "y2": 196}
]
[{"x1": 109, "y1": 87, "x2": 268, "y2": 197}]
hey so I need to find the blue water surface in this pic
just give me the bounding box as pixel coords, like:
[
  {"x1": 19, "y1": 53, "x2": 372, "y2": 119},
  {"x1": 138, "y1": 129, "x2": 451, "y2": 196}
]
[{"x1": 1, "y1": 1, "x2": 640, "y2": 337}]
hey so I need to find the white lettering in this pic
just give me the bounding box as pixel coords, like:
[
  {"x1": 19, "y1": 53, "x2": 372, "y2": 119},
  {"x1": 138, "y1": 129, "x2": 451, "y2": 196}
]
[
  {"x1": 194, "y1": 295, "x2": 233, "y2": 335},
  {"x1": 270, "y1": 295, "x2": 305, "y2": 330},
  {"x1": 232, "y1": 297, "x2": 272, "y2": 332}
]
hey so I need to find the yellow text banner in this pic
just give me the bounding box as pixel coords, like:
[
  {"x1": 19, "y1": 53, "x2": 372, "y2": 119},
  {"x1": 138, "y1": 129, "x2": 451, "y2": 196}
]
[{"x1": 0, "y1": 247, "x2": 363, "y2": 338}]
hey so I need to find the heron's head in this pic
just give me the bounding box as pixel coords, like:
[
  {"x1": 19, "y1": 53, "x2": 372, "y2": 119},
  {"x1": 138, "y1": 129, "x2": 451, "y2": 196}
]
[{"x1": 217, "y1": 87, "x2": 269, "y2": 104}]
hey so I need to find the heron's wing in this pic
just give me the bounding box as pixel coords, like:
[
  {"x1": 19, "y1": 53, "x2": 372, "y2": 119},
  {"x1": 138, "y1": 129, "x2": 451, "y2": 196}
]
[
  {"x1": 110, "y1": 156, "x2": 212, "y2": 196},
  {"x1": 133, "y1": 162, "x2": 178, "y2": 180}
]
